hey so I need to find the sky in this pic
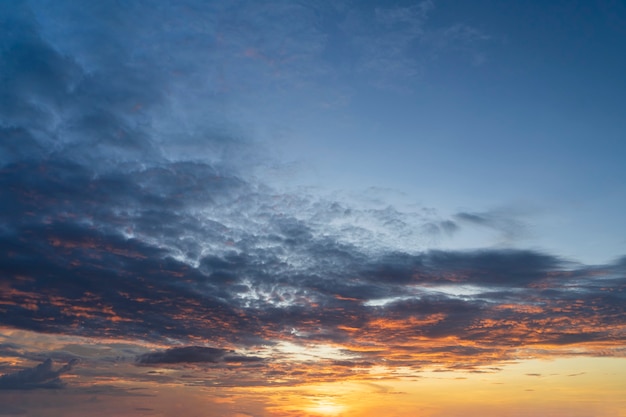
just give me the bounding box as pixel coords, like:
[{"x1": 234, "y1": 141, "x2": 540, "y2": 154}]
[{"x1": 1, "y1": 0, "x2": 625, "y2": 416}]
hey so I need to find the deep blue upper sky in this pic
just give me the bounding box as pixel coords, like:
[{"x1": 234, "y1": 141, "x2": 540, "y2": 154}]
[
  {"x1": 2, "y1": 0, "x2": 625, "y2": 264},
  {"x1": 167, "y1": 0, "x2": 626, "y2": 263}
]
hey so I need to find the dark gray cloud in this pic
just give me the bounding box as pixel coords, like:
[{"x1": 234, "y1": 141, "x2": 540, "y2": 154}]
[
  {"x1": 0, "y1": 359, "x2": 78, "y2": 390},
  {"x1": 418, "y1": 249, "x2": 564, "y2": 286},
  {"x1": 136, "y1": 346, "x2": 262, "y2": 365}
]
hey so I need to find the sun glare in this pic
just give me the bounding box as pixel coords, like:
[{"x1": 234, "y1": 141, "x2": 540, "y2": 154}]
[{"x1": 307, "y1": 400, "x2": 345, "y2": 416}]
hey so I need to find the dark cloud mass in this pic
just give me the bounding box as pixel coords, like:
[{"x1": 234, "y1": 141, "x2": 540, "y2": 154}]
[
  {"x1": 136, "y1": 346, "x2": 263, "y2": 365},
  {"x1": 0, "y1": 0, "x2": 625, "y2": 389},
  {"x1": 0, "y1": 359, "x2": 79, "y2": 390}
]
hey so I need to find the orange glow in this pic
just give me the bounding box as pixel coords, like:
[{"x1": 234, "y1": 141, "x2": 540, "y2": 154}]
[
  {"x1": 1, "y1": 326, "x2": 625, "y2": 417},
  {"x1": 253, "y1": 357, "x2": 626, "y2": 417}
]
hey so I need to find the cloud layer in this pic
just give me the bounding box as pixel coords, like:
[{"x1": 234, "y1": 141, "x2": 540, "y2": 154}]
[{"x1": 1, "y1": 0, "x2": 624, "y2": 390}]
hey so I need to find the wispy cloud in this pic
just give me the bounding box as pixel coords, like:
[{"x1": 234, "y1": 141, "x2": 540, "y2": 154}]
[{"x1": 455, "y1": 210, "x2": 527, "y2": 242}]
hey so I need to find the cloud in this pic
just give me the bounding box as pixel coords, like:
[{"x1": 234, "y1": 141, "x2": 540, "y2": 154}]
[
  {"x1": 0, "y1": 358, "x2": 79, "y2": 390},
  {"x1": 0, "y1": 0, "x2": 624, "y2": 387},
  {"x1": 136, "y1": 346, "x2": 263, "y2": 365},
  {"x1": 418, "y1": 249, "x2": 563, "y2": 286},
  {"x1": 455, "y1": 211, "x2": 527, "y2": 241}
]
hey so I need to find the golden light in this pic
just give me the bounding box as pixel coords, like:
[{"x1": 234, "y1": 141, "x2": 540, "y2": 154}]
[{"x1": 306, "y1": 399, "x2": 346, "y2": 416}]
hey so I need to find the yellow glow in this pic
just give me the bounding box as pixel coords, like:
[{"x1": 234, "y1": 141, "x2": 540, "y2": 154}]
[
  {"x1": 307, "y1": 399, "x2": 346, "y2": 415},
  {"x1": 249, "y1": 358, "x2": 626, "y2": 417}
]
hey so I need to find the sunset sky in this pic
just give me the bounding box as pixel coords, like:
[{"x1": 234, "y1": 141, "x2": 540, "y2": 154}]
[{"x1": 1, "y1": 1, "x2": 625, "y2": 416}]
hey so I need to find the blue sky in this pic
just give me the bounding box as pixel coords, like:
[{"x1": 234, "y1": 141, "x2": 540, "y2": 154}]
[
  {"x1": 1, "y1": 1, "x2": 625, "y2": 416},
  {"x1": 255, "y1": 0, "x2": 626, "y2": 264},
  {"x1": 31, "y1": 0, "x2": 620, "y2": 264}
]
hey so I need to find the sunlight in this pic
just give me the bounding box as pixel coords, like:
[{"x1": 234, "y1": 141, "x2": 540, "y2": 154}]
[{"x1": 306, "y1": 400, "x2": 346, "y2": 416}]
